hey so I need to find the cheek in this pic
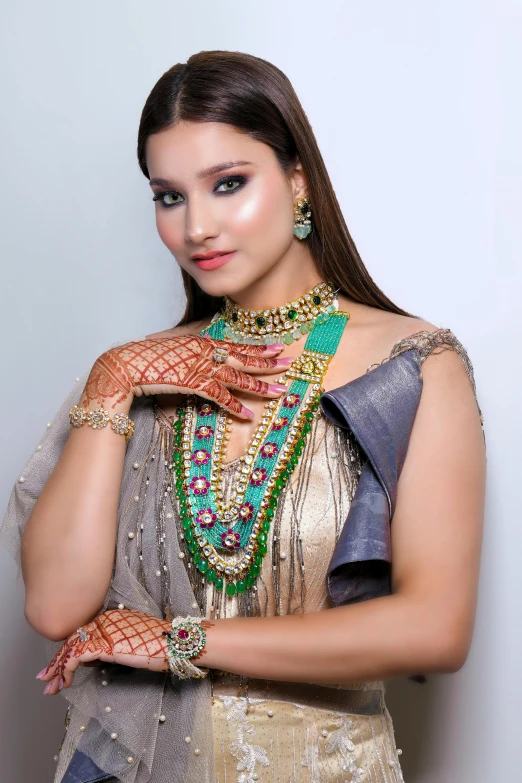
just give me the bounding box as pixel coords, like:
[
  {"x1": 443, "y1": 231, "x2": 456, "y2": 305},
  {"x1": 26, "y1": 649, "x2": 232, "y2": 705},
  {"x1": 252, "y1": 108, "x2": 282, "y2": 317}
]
[
  {"x1": 155, "y1": 211, "x2": 183, "y2": 251},
  {"x1": 230, "y1": 180, "x2": 292, "y2": 244}
]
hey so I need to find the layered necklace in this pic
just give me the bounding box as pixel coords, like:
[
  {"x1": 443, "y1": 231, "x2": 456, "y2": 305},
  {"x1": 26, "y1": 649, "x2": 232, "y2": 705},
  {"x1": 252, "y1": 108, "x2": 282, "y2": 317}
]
[
  {"x1": 171, "y1": 282, "x2": 350, "y2": 598},
  {"x1": 220, "y1": 280, "x2": 337, "y2": 346}
]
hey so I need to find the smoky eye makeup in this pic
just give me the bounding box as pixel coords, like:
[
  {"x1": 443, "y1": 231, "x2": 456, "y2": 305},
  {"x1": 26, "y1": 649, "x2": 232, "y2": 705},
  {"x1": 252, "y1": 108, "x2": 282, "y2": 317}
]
[{"x1": 152, "y1": 174, "x2": 249, "y2": 209}]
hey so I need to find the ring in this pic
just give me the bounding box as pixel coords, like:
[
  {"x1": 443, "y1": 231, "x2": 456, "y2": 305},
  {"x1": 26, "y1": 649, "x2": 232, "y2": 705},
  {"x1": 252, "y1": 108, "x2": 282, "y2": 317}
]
[
  {"x1": 212, "y1": 347, "x2": 229, "y2": 364},
  {"x1": 76, "y1": 627, "x2": 89, "y2": 642}
]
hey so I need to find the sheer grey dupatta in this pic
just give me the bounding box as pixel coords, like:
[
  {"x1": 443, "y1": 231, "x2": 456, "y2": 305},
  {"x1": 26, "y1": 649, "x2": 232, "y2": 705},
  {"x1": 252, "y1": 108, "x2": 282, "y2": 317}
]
[{"x1": 0, "y1": 374, "x2": 217, "y2": 783}]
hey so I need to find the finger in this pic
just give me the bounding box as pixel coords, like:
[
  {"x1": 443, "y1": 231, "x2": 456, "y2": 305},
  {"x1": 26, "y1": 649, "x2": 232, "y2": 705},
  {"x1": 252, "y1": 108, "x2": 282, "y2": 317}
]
[
  {"x1": 222, "y1": 341, "x2": 287, "y2": 357},
  {"x1": 198, "y1": 336, "x2": 285, "y2": 360},
  {"x1": 61, "y1": 648, "x2": 106, "y2": 689},
  {"x1": 227, "y1": 348, "x2": 294, "y2": 372},
  {"x1": 38, "y1": 646, "x2": 69, "y2": 683},
  {"x1": 193, "y1": 377, "x2": 254, "y2": 419},
  {"x1": 209, "y1": 364, "x2": 287, "y2": 398}
]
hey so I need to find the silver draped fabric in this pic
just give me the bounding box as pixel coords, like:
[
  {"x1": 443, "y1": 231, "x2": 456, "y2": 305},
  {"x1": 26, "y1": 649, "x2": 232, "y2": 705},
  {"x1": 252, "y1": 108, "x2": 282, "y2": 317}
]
[{"x1": 0, "y1": 326, "x2": 484, "y2": 783}]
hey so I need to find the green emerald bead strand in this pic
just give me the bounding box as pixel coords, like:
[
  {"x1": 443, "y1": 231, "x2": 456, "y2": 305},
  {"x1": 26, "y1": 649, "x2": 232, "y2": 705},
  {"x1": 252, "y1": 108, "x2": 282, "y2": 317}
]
[{"x1": 171, "y1": 308, "x2": 350, "y2": 597}]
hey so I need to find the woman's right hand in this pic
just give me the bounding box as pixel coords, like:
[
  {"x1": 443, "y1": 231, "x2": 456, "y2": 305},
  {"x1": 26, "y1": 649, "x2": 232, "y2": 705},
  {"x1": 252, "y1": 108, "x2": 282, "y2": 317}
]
[{"x1": 80, "y1": 334, "x2": 292, "y2": 419}]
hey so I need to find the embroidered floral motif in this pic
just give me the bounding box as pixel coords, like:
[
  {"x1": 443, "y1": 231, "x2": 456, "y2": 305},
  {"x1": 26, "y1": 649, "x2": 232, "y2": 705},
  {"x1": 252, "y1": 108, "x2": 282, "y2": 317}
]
[
  {"x1": 219, "y1": 696, "x2": 270, "y2": 783},
  {"x1": 325, "y1": 714, "x2": 363, "y2": 783}
]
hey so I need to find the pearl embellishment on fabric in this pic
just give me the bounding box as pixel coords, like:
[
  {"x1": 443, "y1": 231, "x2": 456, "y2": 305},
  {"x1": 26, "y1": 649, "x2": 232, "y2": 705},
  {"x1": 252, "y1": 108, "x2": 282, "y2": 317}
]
[
  {"x1": 166, "y1": 512, "x2": 173, "y2": 518},
  {"x1": 127, "y1": 756, "x2": 134, "y2": 763},
  {"x1": 191, "y1": 602, "x2": 198, "y2": 609},
  {"x1": 128, "y1": 532, "x2": 135, "y2": 539},
  {"x1": 111, "y1": 732, "x2": 118, "y2": 740},
  {"x1": 18, "y1": 477, "x2": 24, "y2": 483},
  {"x1": 267, "y1": 709, "x2": 274, "y2": 717},
  {"x1": 75, "y1": 377, "x2": 80, "y2": 382},
  {"x1": 54, "y1": 755, "x2": 58, "y2": 761},
  {"x1": 37, "y1": 444, "x2": 42, "y2": 450},
  {"x1": 102, "y1": 680, "x2": 108, "y2": 686},
  {"x1": 280, "y1": 552, "x2": 287, "y2": 559},
  {"x1": 134, "y1": 496, "x2": 140, "y2": 502},
  {"x1": 156, "y1": 569, "x2": 161, "y2": 576},
  {"x1": 46, "y1": 423, "x2": 52, "y2": 428},
  {"x1": 185, "y1": 736, "x2": 191, "y2": 743},
  {"x1": 194, "y1": 748, "x2": 201, "y2": 755},
  {"x1": 104, "y1": 706, "x2": 112, "y2": 713},
  {"x1": 133, "y1": 462, "x2": 140, "y2": 469},
  {"x1": 397, "y1": 749, "x2": 403, "y2": 755},
  {"x1": 321, "y1": 729, "x2": 328, "y2": 737},
  {"x1": 178, "y1": 552, "x2": 185, "y2": 559},
  {"x1": 118, "y1": 603, "x2": 125, "y2": 610},
  {"x1": 79, "y1": 725, "x2": 86, "y2": 731},
  {"x1": 159, "y1": 714, "x2": 166, "y2": 722}
]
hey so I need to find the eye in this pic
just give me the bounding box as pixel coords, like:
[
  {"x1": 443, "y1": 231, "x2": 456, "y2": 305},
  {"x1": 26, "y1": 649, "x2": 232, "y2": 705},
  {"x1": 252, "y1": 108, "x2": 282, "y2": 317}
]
[
  {"x1": 152, "y1": 191, "x2": 181, "y2": 208},
  {"x1": 151, "y1": 175, "x2": 248, "y2": 209},
  {"x1": 214, "y1": 175, "x2": 247, "y2": 193}
]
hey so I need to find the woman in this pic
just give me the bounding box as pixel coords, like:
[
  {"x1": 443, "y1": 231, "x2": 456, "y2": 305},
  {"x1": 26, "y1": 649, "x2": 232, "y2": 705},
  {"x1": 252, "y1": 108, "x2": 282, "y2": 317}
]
[{"x1": 1, "y1": 51, "x2": 486, "y2": 783}]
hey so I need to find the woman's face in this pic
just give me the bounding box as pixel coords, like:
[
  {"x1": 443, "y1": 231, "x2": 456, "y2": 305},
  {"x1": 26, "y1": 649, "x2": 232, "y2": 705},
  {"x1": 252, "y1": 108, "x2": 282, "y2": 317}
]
[{"x1": 145, "y1": 120, "x2": 308, "y2": 300}]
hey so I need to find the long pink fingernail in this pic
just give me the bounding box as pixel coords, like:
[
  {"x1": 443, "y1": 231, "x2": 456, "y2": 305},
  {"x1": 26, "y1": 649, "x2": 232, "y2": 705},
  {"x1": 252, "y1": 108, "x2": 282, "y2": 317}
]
[
  {"x1": 266, "y1": 344, "x2": 284, "y2": 351},
  {"x1": 43, "y1": 682, "x2": 52, "y2": 694},
  {"x1": 36, "y1": 668, "x2": 47, "y2": 679},
  {"x1": 276, "y1": 357, "x2": 294, "y2": 366},
  {"x1": 58, "y1": 677, "x2": 64, "y2": 690},
  {"x1": 241, "y1": 405, "x2": 255, "y2": 419},
  {"x1": 269, "y1": 384, "x2": 287, "y2": 393}
]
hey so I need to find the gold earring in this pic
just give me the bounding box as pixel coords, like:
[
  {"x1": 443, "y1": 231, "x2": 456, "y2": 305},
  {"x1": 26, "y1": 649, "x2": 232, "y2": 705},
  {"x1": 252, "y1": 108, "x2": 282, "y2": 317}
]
[{"x1": 293, "y1": 195, "x2": 312, "y2": 240}]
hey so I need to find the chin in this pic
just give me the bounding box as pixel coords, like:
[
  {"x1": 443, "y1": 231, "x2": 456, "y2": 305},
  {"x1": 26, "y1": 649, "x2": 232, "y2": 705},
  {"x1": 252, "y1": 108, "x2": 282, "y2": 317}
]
[{"x1": 192, "y1": 270, "x2": 256, "y2": 300}]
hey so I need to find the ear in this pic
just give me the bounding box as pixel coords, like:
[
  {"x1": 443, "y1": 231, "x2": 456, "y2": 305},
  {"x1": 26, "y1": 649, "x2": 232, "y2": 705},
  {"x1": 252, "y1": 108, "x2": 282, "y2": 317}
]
[{"x1": 289, "y1": 157, "x2": 309, "y2": 199}]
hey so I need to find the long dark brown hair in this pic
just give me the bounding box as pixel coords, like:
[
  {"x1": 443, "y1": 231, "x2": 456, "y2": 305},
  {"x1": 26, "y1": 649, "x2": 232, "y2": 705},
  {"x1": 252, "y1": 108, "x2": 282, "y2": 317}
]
[{"x1": 137, "y1": 50, "x2": 417, "y2": 325}]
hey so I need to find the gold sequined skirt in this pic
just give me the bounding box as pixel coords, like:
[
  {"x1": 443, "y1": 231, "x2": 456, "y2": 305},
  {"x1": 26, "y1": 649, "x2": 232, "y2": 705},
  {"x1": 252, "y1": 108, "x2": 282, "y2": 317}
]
[{"x1": 210, "y1": 674, "x2": 405, "y2": 782}]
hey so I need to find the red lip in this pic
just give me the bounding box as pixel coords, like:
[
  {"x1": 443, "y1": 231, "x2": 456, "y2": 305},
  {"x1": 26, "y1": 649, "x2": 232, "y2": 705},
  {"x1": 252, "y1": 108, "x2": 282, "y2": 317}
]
[
  {"x1": 192, "y1": 251, "x2": 236, "y2": 271},
  {"x1": 190, "y1": 250, "x2": 235, "y2": 260}
]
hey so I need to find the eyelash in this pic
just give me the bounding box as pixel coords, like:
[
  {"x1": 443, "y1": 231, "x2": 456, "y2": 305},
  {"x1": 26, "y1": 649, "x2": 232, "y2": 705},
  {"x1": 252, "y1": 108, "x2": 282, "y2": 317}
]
[{"x1": 152, "y1": 175, "x2": 248, "y2": 209}]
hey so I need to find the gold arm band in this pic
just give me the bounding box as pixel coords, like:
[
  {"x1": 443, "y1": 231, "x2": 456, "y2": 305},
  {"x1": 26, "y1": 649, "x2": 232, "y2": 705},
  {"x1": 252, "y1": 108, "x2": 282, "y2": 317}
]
[{"x1": 69, "y1": 404, "x2": 135, "y2": 441}]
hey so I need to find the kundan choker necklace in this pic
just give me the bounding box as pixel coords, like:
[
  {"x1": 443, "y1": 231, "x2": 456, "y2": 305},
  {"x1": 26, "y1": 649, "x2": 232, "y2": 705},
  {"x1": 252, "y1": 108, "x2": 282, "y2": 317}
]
[
  {"x1": 219, "y1": 280, "x2": 338, "y2": 346},
  {"x1": 171, "y1": 284, "x2": 350, "y2": 599}
]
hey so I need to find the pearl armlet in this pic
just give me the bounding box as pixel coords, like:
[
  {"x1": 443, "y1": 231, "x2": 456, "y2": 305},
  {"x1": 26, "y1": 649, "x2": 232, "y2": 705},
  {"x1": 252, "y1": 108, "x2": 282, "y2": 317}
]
[{"x1": 69, "y1": 404, "x2": 135, "y2": 441}]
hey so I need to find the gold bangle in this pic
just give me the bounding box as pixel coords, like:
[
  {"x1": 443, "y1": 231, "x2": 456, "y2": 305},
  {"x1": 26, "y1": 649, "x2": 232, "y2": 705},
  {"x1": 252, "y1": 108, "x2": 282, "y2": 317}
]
[{"x1": 69, "y1": 404, "x2": 135, "y2": 441}]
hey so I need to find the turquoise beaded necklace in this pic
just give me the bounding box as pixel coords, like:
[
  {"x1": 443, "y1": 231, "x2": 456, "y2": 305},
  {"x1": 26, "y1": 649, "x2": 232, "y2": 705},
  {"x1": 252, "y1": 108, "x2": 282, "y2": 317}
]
[{"x1": 171, "y1": 305, "x2": 350, "y2": 598}]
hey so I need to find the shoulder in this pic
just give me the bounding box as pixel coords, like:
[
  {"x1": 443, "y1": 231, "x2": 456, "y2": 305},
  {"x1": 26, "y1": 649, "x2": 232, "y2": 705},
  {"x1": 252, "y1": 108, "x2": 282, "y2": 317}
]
[
  {"x1": 145, "y1": 316, "x2": 214, "y2": 340},
  {"x1": 335, "y1": 296, "x2": 483, "y2": 426},
  {"x1": 338, "y1": 295, "x2": 471, "y2": 373}
]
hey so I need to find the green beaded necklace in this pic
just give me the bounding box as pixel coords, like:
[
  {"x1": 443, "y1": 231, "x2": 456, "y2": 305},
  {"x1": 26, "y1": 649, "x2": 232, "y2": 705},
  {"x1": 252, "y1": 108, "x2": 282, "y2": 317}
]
[{"x1": 171, "y1": 307, "x2": 350, "y2": 598}]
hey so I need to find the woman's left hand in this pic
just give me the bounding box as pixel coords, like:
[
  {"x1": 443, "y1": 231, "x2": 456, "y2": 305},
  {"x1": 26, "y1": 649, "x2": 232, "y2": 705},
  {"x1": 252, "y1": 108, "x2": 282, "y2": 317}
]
[{"x1": 36, "y1": 609, "x2": 172, "y2": 695}]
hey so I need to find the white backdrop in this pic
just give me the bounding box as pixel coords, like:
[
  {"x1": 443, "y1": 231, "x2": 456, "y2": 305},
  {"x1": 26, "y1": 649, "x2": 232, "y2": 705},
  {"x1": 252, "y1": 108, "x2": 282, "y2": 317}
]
[{"x1": 1, "y1": 1, "x2": 519, "y2": 780}]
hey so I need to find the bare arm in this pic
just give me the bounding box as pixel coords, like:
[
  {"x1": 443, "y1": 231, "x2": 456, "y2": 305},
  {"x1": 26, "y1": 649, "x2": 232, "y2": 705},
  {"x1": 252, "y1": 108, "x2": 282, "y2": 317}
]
[
  {"x1": 21, "y1": 387, "x2": 133, "y2": 640},
  {"x1": 194, "y1": 347, "x2": 487, "y2": 682},
  {"x1": 22, "y1": 333, "x2": 288, "y2": 641}
]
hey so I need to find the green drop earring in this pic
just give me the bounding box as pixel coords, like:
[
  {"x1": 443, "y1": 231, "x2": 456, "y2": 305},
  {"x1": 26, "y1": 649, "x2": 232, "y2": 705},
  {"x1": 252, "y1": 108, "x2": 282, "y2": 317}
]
[{"x1": 293, "y1": 195, "x2": 313, "y2": 240}]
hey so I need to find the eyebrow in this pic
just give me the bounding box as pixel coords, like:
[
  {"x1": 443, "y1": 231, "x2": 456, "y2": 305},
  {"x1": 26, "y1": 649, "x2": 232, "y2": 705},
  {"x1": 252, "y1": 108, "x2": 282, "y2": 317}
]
[{"x1": 149, "y1": 160, "x2": 254, "y2": 188}]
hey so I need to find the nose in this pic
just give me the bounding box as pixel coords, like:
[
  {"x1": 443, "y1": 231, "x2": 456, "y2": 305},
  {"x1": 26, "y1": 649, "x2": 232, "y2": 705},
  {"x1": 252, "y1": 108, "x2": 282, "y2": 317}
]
[{"x1": 184, "y1": 192, "x2": 219, "y2": 245}]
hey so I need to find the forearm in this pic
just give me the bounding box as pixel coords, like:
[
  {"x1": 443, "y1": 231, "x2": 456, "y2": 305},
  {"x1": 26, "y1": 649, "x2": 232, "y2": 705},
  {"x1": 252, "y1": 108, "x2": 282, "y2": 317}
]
[
  {"x1": 200, "y1": 594, "x2": 462, "y2": 684},
  {"x1": 22, "y1": 392, "x2": 132, "y2": 640}
]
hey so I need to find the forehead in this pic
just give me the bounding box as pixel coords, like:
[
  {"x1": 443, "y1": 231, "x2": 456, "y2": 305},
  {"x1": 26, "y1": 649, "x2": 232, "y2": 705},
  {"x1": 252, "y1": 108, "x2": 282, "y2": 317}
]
[{"x1": 145, "y1": 120, "x2": 274, "y2": 180}]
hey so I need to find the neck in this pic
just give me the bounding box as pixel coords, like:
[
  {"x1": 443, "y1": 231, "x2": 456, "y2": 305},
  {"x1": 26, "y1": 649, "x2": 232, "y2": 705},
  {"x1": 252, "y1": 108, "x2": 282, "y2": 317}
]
[{"x1": 227, "y1": 251, "x2": 323, "y2": 311}]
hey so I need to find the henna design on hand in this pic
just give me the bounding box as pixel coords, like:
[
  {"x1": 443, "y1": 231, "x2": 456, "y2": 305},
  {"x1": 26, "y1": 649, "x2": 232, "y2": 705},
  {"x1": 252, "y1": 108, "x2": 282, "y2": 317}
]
[
  {"x1": 37, "y1": 609, "x2": 172, "y2": 695},
  {"x1": 82, "y1": 335, "x2": 283, "y2": 415}
]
